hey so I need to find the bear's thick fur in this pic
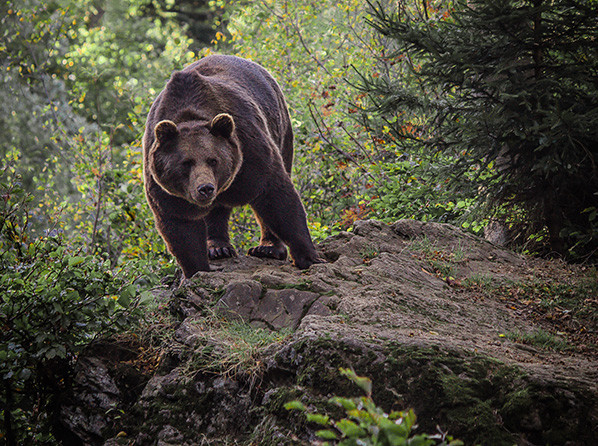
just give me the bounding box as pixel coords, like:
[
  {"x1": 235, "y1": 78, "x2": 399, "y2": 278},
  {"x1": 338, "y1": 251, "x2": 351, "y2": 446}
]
[{"x1": 142, "y1": 55, "x2": 321, "y2": 278}]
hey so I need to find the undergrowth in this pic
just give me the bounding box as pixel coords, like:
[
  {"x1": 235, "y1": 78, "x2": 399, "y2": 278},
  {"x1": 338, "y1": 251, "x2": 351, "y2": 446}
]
[{"x1": 286, "y1": 368, "x2": 462, "y2": 445}]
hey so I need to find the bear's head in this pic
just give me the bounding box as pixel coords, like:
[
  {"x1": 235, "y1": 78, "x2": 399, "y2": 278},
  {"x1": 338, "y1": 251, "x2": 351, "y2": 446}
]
[{"x1": 148, "y1": 113, "x2": 242, "y2": 208}]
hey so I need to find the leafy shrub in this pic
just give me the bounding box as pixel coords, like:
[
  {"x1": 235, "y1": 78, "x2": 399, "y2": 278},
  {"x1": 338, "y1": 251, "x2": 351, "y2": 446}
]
[
  {"x1": 286, "y1": 368, "x2": 462, "y2": 445},
  {"x1": 0, "y1": 162, "x2": 142, "y2": 444}
]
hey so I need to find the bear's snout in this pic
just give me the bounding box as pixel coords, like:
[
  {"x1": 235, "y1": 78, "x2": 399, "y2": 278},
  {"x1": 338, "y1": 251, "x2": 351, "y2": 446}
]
[{"x1": 196, "y1": 183, "x2": 216, "y2": 199}]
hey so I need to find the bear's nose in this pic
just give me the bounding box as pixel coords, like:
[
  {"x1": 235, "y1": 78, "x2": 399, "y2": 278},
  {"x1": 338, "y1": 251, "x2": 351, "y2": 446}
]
[{"x1": 197, "y1": 183, "x2": 215, "y2": 199}]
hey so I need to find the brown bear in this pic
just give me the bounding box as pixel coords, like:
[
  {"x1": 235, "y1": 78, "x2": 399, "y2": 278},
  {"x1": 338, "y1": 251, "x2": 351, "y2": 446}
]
[{"x1": 142, "y1": 55, "x2": 322, "y2": 278}]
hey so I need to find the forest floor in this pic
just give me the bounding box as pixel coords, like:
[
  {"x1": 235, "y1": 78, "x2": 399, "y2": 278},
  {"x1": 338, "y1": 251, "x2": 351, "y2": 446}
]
[{"x1": 60, "y1": 219, "x2": 597, "y2": 445}]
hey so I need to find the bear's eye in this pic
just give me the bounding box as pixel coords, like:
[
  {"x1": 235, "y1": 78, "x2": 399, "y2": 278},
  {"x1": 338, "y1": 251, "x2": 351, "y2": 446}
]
[
  {"x1": 182, "y1": 159, "x2": 195, "y2": 169},
  {"x1": 206, "y1": 158, "x2": 218, "y2": 168}
]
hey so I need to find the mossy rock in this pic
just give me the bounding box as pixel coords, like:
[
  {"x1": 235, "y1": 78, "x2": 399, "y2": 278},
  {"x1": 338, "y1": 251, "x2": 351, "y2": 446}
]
[{"x1": 263, "y1": 337, "x2": 596, "y2": 445}]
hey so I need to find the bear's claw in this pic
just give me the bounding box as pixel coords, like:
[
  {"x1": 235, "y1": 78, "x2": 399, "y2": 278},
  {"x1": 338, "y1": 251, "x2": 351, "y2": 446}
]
[
  {"x1": 248, "y1": 245, "x2": 288, "y2": 260},
  {"x1": 208, "y1": 245, "x2": 237, "y2": 260},
  {"x1": 293, "y1": 256, "x2": 326, "y2": 270}
]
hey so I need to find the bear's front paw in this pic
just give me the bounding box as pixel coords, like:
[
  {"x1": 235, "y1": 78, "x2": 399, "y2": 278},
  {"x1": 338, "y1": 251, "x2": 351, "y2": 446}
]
[
  {"x1": 248, "y1": 244, "x2": 288, "y2": 260},
  {"x1": 293, "y1": 256, "x2": 326, "y2": 270},
  {"x1": 207, "y1": 242, "x2": 237, "y2": 260}
]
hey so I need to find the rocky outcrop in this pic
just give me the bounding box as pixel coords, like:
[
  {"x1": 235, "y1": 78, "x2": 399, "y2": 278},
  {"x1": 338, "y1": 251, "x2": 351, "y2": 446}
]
[{"x1": 58, "y1": 220, "x2": 598, "y2": 445}]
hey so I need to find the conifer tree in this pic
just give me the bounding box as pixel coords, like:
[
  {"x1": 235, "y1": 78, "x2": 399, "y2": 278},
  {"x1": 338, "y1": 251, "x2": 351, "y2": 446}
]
[{"x1": 364, "y1": 0, "x2": 598, "y2": 258}]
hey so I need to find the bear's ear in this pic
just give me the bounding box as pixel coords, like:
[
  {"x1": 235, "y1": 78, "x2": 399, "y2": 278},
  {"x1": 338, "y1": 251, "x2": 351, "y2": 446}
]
[
  {"x1": 210, "y1": 113, "x2": 235, "y2": 139},
  {"x1": 154, "y1": 120, "x2": 179, "y2": 146}
]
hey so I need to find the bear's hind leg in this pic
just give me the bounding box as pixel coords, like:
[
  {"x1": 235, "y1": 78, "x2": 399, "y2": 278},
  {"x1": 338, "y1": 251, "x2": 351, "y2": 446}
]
[
  {"x1": 206, "y1": 206, "x2": 237, "y2": 259},
  {"x1": 248, "y1": 213, "x2": 288, "y2": 260}
]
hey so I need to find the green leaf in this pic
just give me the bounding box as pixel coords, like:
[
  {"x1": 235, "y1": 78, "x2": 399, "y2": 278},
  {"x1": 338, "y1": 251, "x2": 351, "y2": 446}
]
[
  {"x1": 139, "y1": 290, "x2": 154, "y2": 305},
  {"x1": 19, "y1": 368, "x2": 32, "y2": 381},
  {"x1": 330, "y1": 396, "x2": 357, "y2": 411},
  {"x1": 68, "y1": 256, "x2": 85, "y2": 267},
  {"x1": 284, "y1": 400, "x2": 307, "y2": 412},
  {"x1": 51, "y1": 301, "x2": 63, "y2": 314},
  {"x1": 406, "y1": 434, "x2": 435, "y2": 446},
  {"x1": 340, "y1": 368, "x2": 372, "y2": 396},
  {"x1": 316, "y1": 429, "x2": 338, "y2": 440},
  {"x1": 346, "y1": 408, "x2": 369, "y2": 420},
  {"x1": 306, "y1": 413, "x2": 330, "y2": 426},
  {"x1": 403, "y1": 409, "x2": 417, "y2": 430},
  {"x1": 335, "y1": 419, "x2": 366, "y2": 438},
  {"x1": 379, "y1": 421, "x2": 410, "y2": 442},
  {"x1": 118, "y1": 284, "x2": 136, "y2": 307}
]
